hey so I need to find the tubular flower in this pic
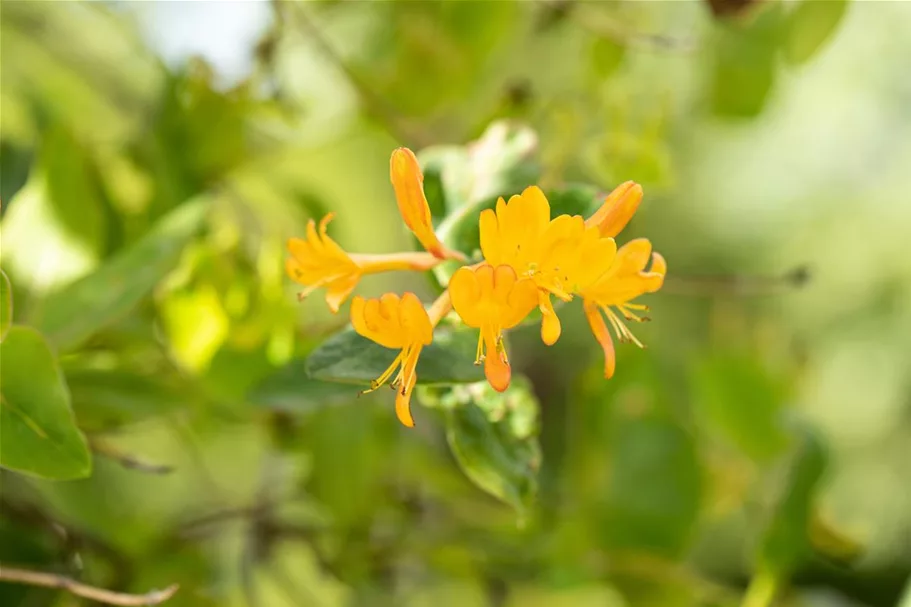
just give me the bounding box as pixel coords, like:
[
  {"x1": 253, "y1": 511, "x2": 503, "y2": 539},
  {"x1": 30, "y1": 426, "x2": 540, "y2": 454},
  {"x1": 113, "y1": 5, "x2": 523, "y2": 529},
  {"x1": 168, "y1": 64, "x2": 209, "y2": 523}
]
[
  {"x1": 350, "y1": 292, "x2": 435, "y2": 427},
  {"x1": 286, "y1": 213, "x2": 442, "y2": 313},
  {"x1": 478, "y1": 186, "x2": 617, "y2": 345},
  {"x1": 390, "y1": 148, "x2": 465, "y2": 262},
  {"x1": 580, "y1": 238, "x2": 667, "y2": 379},
  {"x1": 449, "y1": 264, "x2": 539, "y2": 392},
  {"x1": 585, "y1": 181, "x2": 643, "y2": 238}
]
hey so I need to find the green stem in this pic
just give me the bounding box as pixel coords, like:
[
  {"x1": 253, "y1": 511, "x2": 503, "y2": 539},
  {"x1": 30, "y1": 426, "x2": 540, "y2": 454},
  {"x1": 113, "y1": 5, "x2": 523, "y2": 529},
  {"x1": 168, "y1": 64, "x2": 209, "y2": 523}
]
[{"x1": 741, "y1": 571, "x2": 779, "y2": 607}]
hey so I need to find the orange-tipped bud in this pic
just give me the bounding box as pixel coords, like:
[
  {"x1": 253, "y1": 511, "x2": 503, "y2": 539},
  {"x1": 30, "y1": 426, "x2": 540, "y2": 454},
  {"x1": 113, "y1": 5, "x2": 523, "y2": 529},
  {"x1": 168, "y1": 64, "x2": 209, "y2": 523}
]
[{"x1": 585, "y1": 181, "x2": 643, "y2": 238}]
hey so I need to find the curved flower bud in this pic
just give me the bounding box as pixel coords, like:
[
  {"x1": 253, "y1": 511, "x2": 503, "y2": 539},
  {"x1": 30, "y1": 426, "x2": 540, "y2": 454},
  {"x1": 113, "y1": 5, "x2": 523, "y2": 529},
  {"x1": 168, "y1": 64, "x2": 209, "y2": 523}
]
[
  {"x1": 585, "y1": 181, "x2": 643, "y2": 238},
  {"x1": 390, "y1": 148, "x2": 465, "y2": 261},
  {"x1": 350, "y1": 292, "x2": 434, "y2": 427},
  {"x1": 449, "y1": 264, "x2": 538, "y2": 392}
]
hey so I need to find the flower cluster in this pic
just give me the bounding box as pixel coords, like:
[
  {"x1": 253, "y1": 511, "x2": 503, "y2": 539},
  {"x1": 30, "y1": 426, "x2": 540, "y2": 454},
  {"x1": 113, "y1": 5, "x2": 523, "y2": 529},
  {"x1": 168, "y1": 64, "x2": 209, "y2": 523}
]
[{"x1": 286, "y1": 148, "x2": 666, "y2": 427}]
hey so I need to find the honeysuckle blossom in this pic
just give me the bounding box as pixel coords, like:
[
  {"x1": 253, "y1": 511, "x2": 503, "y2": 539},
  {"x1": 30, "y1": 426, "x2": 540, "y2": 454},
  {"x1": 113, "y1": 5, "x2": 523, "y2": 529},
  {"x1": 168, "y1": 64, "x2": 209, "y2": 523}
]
[
  {"x1": 580, "y1": 238, "x2": 667, "y2": 379},
  {"x1": 478, "y1": 186, "x2": 617, "y2": 345},
  {"x1": 287, "y1": 145, "x2": 666, "y2": 428},
  {"x1": 350, "y1": 292, "x2": 437, "y2": 427},
  {"x1": 449, "y1": 264, "x2": 538, "y2": 392},
  {"x1": 286, "y1": 214, "x2": 441, "y2": 313}
]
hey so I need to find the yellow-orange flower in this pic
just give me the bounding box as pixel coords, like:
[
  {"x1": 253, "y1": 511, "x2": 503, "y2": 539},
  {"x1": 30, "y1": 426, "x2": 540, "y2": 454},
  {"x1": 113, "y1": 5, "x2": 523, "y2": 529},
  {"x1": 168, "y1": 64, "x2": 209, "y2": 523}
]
[
  {"x1": 581, "y1": 238, "x2": 667, "y2": 379},
  {"x1": 478, "y1": 186, "x2": 617, "y2": 345},
  {"x1": 449, "y1": 264, "x2": 538, "y2": 392},
  {"x1": 286, "y1": 214, "x2": 442, "y2": 313},
  {"x1": 390, "y1": 148, "x2": 465, "y2": 262},
  {"x1": 350, "y1": 292, "x2": 434, "y2": 427},
  {"x1": 585, "y1": 181, "x2": 643, "y2": 238}
]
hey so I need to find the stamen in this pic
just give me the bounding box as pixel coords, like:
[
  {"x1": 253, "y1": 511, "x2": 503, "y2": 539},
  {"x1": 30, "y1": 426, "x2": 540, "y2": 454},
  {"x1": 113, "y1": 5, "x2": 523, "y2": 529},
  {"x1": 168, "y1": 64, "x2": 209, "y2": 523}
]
[
  {"x1": 475, "y1": 333, "x2": 484, "y2": 365},
  {"x1": 361, "y1": 351, "x2": 405, "y2": 394},
  {"x1": 607, "y1": 308, "x2": 645, "y2": 348}
]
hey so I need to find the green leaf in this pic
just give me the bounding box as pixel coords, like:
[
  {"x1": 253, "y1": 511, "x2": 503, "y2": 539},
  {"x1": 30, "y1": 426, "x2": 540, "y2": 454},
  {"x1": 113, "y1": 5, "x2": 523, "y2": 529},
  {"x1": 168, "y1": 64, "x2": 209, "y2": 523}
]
[
  {"x1": 599, "y1": 416, "x2": 702, "y2": 557},
  {"x1": 691, "y1": 352, "x2": 791, "y2": 462},
  {"x1": 711, "y1": 5, "x2": 783, "y2": 118},
  {"x1": 545, "y1": 183, "x2": 604, "y2": 218},
  {"x1": 0, "y1": 269, "x2": 11, "y2": 342},
  {"x1": 0, "y1": 326, "x2": 91, "y2": 480},
  {"x1": 65, "y1": 368, "x2": 184, "y2": 430},
  {"x1": 306, "y1": 326, "x2": 484, "y2": 386},
  {"x1": 441, "y1": 377, "x2": 541, "y2": 516},
  {"x1": 30, "y1": 196, "x2": 210, "y2": 351},
  {"x1": 757, "y1": 426, "x2": 828, "y2": 577},
  {"x1": 590, "y1": 37, "x2": 627, "y2": 79},
  {"x1": 248, "y1": 358, "x2": 359, "y2": 413},
  {"x1": 783, "y1": 0, "x2": 849, "y2": 66}
]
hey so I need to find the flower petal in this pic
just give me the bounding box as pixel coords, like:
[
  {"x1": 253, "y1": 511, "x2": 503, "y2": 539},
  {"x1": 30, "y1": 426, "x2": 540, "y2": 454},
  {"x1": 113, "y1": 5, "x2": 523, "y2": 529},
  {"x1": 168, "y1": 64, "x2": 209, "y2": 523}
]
[{"x1": 584, "y1": 301, "x2": 616, "y2": 379}]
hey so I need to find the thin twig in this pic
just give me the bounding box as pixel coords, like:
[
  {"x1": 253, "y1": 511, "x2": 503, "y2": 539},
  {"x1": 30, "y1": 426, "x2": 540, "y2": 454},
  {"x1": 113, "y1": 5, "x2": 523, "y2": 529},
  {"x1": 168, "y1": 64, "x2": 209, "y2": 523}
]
[
  {"x1": 662, "y1": 266, "x2": 811, "y2": 297},
  {"x1": 90, "y1": 439, "x2": 174, "y2": 475},
  {"x1": 0, "y1": 566, "x2": 178, "y2": 606}
]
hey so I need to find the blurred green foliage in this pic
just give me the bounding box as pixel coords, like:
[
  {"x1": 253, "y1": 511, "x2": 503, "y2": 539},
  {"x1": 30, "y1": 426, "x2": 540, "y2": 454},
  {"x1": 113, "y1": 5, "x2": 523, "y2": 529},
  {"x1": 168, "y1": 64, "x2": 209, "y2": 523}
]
[{"x1": 2, "y1": 1, "x2": 911, "y2": 607}]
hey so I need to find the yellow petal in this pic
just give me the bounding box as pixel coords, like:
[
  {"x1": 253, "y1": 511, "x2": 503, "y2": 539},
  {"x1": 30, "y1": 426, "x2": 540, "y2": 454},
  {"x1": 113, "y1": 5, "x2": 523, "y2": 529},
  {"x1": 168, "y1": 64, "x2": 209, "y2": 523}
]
[
  {"x1": 399, "y1": 292, "x2": 434, "y2": 345},
  {"x1": 483, "y1": 332, "x2": 511, "y2": 392},
  {"x1": 449, "y1": 266, "x2": 484, "y2": 328},
  {"x1": 325, "y1": 273, "x2": 360, "y2": 314},
  {"x1": 538, "y1": 292, "x2": 561, "y2": 346},
  {"x1": 585, "y1": 181, "x2": 643, "y2": 238},
  {"x1": 584, "y1": 301, "x2": 616, "y2": 379}
]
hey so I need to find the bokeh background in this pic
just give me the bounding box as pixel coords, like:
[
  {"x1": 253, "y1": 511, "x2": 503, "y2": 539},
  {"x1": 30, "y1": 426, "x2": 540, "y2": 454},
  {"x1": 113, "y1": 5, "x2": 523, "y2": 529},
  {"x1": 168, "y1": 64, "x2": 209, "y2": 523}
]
[{"x1": 2, "y1": 1, "x2": 911, "y2": 606}]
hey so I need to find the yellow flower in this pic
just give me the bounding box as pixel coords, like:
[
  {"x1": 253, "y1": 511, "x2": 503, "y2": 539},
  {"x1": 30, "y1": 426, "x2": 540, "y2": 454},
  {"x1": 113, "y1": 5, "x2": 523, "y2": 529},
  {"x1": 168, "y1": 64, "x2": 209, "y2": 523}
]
[
  {"x1": 286, "y1": 214, "x2": 442, "y2": 313},
  {"x1": 478, "y1": 186, "x2": 617, "y2": 345},
  {"x1": 449, "y1": 264, "x2": 539, "y2": 392},
  {"x1": 390, "y1": 148, "x2": 465, "y2": 262},
  {"x1": 585, "y1": 181, "x2": 643, "y2": 238},
  {"x1": 350, "y1": 292, "x2": 434, "y2": 427},
  {"x1": 581, "y1": 238, "x2": 667, "y2": 379}
]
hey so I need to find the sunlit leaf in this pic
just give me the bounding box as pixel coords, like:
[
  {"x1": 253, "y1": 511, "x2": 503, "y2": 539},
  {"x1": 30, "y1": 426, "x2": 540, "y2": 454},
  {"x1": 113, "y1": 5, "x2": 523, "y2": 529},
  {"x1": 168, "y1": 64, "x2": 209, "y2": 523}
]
[
  {"x1": 306, "y1": 326, "x2": 484, "y2": 386},
  {"x1": 0, "y1": 269, "x2": 11, "y2": 342},
  {"x1": 1, "y1": 127, "x2": 108, "y2": 292},
  {"x1": 30, "y1": 196, "x2": 210, "y2": 351},
  {"x1": 783, "y1": 0, "x2": 849, "y2": 66},
  {"x1": 0, "y1": 326, "x2": 91, "y2": 480},
  {"x1": 443, "y1": 379, "x2": 541, "y2": 517}
]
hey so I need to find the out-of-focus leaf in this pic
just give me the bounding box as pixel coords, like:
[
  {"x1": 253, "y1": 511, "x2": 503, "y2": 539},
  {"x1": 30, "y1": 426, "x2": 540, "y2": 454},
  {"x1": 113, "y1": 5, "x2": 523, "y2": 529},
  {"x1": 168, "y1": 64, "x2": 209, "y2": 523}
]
[
  {"x1": 1, "y1": 127, "x2": 108, "y2": 292},
  {"x1": 505, "y1": 584, "x2": 626, "y2": 607},
  {"x1": 0, "y1": 326, "x2": 91, "y2": 480},
  {"x1": 590, "y1": 38, "x2": 627, "y2": 79},
  {"x1": 757, "y1": 426, "x2": 828, "y2": 578},
  {"x1": 65, "y1": 368, "x2": 184, "y2": 430},
  {"x1": 711, "y1": 5, "x2": 783, "y2": 118},
  {"x1": 599, "y1": 416, "x2": 702, "y2": 557},
  {"x1": 30, "y1": 196, "x2": 210, "y2": 351},
  {"x1": 248, "y1": 358, "x2": 357, "y2": 413},
  {"x1": 306, "y1": 326, "x2": 484, "y2": 386},
  {"x1": 0, "y1": 269, "x2": 11, "y2": 341},
  {"x1": 545, "y1": 184, "x2": 604, "y2": 218},
  {"x1": 783, "y1": 0, "x2": 848, "y2": 66},
  {"x1": 440, "y1": 378, "x2": 541, "y2": 516},
  {"x1": 160, "y1": 283, "x2": 229, "y2": 373},
  {"x1": 420, "y1": 121, "x2": 540, "y2": 217},
  {"x1": 692, "y1": 352, "x2": 791, "y2": 462},
  {"x1": 808, "y1": 509, "x2": 864, "y2": 565}
]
